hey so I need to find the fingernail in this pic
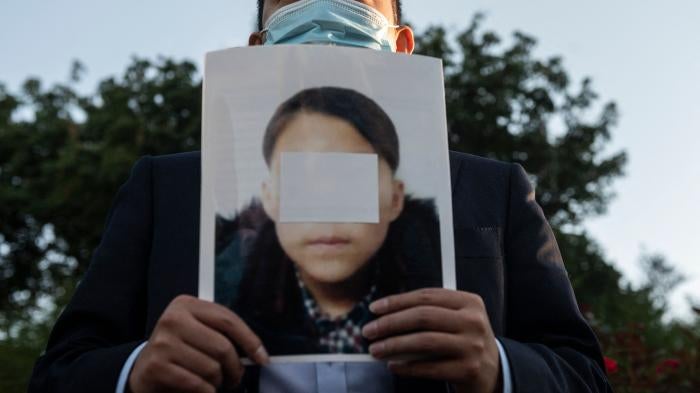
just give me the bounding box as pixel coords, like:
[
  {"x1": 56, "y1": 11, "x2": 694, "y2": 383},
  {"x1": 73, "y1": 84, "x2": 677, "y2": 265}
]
[
  {"x1": 369, "y1": 299, "x2": 387, "y2": 314},
  {"x1": 369, "y1": 342, "x2": 385, "y2": 357},
  {"x1": 254, "y1": 346, "x2": 270, "y2": 365},
  {"x1": 362, "y1": 322, "x2": 377, "y2": 339}
]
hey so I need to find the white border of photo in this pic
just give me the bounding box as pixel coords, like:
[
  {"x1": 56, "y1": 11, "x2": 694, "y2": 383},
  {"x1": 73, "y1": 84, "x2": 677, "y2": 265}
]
[{"x1": 199, "y1": 45, "x2": 455, "y2": 362}]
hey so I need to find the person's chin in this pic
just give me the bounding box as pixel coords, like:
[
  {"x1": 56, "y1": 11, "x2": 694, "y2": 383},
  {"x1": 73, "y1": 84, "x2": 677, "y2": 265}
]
[{"x1": 303, "y1": 259, "x2": 361, "y2": 285}]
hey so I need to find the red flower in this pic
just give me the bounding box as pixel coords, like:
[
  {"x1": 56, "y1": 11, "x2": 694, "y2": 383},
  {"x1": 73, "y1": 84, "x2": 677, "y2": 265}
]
[
  {"x1": 604, "y1": 356, "x2": 618, "y2": 374},
  {"x1": 656, "y1": 358, "x2": 681, "y2": 374}
]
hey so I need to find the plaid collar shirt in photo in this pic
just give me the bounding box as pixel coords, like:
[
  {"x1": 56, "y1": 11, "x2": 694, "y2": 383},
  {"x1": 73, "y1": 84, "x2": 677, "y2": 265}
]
[{"x1": 297, "y1": 275, "x2": 378, "y2": 354}]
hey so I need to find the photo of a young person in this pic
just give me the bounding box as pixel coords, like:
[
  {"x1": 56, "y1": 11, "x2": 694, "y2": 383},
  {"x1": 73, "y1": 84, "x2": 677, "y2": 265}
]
[{"x1": 214, "y1": 86, "x2": 442, "y2": 357}]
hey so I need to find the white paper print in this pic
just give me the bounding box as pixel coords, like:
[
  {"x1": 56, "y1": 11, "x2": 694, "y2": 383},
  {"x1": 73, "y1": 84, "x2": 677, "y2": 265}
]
[{"x1": 199, "y1": 45, "x2": 455, "y2": 362}]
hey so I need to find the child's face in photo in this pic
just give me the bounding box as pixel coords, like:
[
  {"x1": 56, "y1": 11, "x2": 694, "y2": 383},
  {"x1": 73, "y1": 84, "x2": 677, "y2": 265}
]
[{"x1": 262, "y1": 111, "x2": 404, "y2": 286}]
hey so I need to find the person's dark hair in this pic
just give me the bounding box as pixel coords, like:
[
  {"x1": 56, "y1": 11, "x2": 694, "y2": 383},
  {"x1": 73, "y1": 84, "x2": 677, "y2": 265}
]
[
  {"x1": 263, "y1": 86, "x2": 400, "y2": 172},
  {"x1": 256, "y1": 0, "x2": 402, "y2": 31}
]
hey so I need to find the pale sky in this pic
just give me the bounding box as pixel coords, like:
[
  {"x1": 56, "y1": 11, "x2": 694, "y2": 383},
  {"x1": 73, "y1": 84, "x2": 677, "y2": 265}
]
[{"x1": 1, "y1": 0, "x2": 698, "y2": 319}]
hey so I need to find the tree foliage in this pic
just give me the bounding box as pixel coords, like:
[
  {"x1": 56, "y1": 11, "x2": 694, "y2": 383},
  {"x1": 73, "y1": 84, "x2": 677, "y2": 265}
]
[
  {"x1": 414, "y1": 15, "x2": 639, "y2": 327},
  {"x1": 0, "y1": 59, "x2": 201, "y2": 328},
  {"x1": 415, "y1": 15, "x2": 626, "y2": 228},
  {"x1": 1, "y1": 58, "x2": 202, "y2": 390},
  {"x1": 1, "y1": 16, "x2": 697, "y2": 392}
]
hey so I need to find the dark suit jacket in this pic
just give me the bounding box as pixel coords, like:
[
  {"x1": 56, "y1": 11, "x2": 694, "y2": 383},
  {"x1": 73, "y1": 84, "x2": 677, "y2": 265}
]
[{"x1": 29, "y1": 151, "x2": 611, "y2": 393}]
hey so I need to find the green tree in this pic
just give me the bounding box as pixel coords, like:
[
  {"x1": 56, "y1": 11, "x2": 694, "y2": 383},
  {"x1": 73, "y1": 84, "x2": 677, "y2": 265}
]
[
  {"x1": 0, "y1": 59, "x2": 201, "y2": 328},
  {"x1": 1, "y1": 58, "x2": 202, "y2": 391},
  {"x1": 413, "y1": 15, "x2": 632, "y2": 324}
]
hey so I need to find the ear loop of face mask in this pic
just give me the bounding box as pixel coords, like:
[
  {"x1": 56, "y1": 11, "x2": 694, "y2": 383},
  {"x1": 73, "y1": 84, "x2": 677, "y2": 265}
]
[{"x1": 260, "y1": 0, "x2": 400, "y2": 49}]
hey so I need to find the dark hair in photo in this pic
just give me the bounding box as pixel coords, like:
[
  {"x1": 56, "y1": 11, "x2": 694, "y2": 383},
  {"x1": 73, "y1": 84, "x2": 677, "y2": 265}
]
[
  {"x1": 262, "y1": 86, "x2": 400, "y2": 172},
  {"x1": 256, "y1": 0, "x2": 402, "y2": 31}
]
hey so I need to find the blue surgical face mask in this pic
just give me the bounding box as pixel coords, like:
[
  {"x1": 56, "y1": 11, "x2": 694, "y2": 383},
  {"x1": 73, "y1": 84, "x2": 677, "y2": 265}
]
[{"x1": 262, "y1": 0, "x2": 399, "y2": 52}]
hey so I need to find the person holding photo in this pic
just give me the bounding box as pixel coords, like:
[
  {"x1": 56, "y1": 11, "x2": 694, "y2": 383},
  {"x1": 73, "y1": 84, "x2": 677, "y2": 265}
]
[
  {"x1": 30, "y1": 1, "x2": 611, "y2": 392},
  {"x1": 215, "y1": 87, "x2": 442, "y2": 356}
]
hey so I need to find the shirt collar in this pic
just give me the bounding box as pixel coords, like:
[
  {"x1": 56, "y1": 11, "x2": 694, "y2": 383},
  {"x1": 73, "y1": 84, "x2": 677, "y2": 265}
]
[{"x1": 295, "y1": 269, "x2": 378, "y2": 353}]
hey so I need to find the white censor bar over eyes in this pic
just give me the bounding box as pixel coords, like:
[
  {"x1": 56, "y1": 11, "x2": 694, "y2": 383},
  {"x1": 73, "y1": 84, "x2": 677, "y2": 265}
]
[{"x1": 279, "y1": 152, "x2": 379, "y2": 223}]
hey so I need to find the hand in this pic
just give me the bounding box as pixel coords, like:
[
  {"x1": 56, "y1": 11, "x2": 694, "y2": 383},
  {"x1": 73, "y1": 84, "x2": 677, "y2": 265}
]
[
  {"x1": 362, "y1": 288, "x2": 501, "y2": 393},
  {"x1": 129, "y1": 295, "x2": 269, "y2": 393}
]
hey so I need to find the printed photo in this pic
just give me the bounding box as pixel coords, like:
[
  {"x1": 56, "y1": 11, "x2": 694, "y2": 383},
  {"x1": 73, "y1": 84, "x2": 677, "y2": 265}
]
[{"x1": 199, "y1": 46, "x2": 454, "y2": 361}]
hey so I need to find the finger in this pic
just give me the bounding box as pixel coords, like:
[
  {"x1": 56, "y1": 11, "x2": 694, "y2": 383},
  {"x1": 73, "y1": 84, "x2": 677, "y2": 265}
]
[
  {"x1": 189, "y1": 301, "x2": 270, "y2": 365},
  {"x1": 362, "y1": 306, "x2": 463, "y2": 340},
  {"x1": 169, "y1": 338, "x2": 224, "y2": 388},
  {"x1": 388, "y1": 358, "x2": 458, "y2": 381},
  {"x1": 370, "y1": 288, "x2": 480, "y2": 315},
  {"x1": 175, "y1": 316, "x2": 243, "y2": 385},
  {"x1": 368, "y1": 332, "x2": 464, "y2": 360},
  {"x1": 159, "y1": 363, "x2": 216, "y2": 393}
]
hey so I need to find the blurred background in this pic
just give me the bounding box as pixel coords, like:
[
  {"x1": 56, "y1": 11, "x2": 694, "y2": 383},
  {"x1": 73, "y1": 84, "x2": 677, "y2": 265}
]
[{"x1": 1, "y1": 0, "x2": 698, "y2": 391}]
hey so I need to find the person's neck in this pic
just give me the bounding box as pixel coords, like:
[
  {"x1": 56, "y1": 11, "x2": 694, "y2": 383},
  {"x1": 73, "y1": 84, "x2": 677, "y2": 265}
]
[{"x1": 300, "y1": 264, "x2": 373, "y2": 319}]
